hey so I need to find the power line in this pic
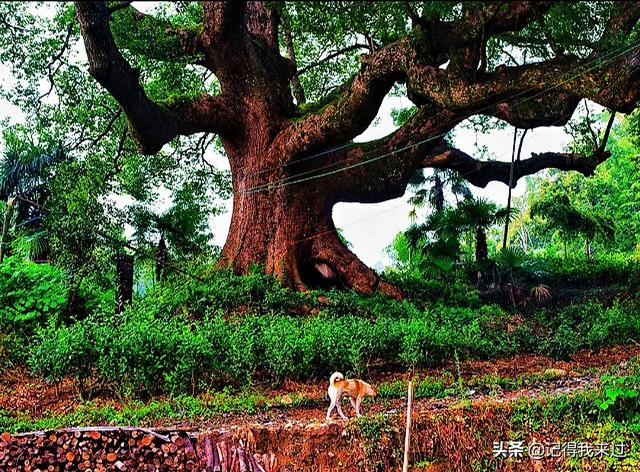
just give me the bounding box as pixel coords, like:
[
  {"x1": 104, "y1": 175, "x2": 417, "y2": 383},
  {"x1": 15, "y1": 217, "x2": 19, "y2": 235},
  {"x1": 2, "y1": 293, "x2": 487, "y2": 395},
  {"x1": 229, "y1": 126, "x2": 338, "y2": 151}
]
[
  {"x1": 283, "y1": 110, "x2": 574, "y2": 248},
  {"x1": 251, "y1": 43, "x2": 632, "y2": 181},
  {"x1": 240, "y1": 39, "x2": 639, "y2": 196},
  {"x1": 246, "y1": 41, "x2": 635, "y2": 194}
]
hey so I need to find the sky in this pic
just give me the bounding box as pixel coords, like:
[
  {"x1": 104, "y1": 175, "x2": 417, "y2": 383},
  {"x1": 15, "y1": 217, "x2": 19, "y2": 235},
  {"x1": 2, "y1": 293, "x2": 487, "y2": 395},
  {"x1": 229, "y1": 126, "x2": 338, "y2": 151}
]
[
  {"x1": 206, "y1": 93, "x2": 575, "y2": 269},
  {"x1": 0, "y1": 2, "x2": 590, "y2": 270}
]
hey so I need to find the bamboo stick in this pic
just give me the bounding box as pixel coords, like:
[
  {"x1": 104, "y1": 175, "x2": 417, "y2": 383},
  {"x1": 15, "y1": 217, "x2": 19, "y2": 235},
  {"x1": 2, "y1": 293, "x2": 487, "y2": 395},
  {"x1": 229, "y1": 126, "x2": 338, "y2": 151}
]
[{"x1": 402, "y1": 381, "x2": 413, "y2": 472}]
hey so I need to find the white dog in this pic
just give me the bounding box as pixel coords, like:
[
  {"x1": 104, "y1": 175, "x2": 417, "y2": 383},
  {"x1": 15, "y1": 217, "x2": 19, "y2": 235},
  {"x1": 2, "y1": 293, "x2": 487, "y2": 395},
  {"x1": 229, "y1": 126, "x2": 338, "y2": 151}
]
[{"x1": 326, "y1": 372, "x2": 377, "y2": 421}]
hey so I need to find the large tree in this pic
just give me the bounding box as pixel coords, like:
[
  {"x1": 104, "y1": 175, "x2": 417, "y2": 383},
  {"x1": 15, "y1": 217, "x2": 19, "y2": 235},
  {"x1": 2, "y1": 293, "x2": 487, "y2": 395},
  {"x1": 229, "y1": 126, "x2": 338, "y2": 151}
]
[{"x1": 70, "y1": 1, "x2": 640, "y2": 296}]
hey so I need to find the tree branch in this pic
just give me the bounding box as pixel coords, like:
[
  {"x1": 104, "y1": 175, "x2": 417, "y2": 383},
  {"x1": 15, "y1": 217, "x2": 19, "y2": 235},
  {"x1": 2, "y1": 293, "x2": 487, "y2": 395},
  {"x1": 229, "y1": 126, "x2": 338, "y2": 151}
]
[
  {"x1": 598, "y1": 111, "x2": 616, "y2": 155},
  {"x1": 75, "y1": 1, "x2": 238, "y2": 155},
  {"x1": 320, "y1": 91, "x2": 612, "y2": 205},
  {"x1": 430, "y1": 2, "x2": 555, "y2": 51},
  {"x1": 407, "y1": 49, "x2": 640, "y2": 117},
  {"x1": 38, "y1": 22, "x2": 74, "y2": 102},
  {"x1": 324, "y1": 107, "x2": 460, "y2": 204},
  {"x1": 426, "y1": 142, "x2": 610, "y2": 188},
  {"x1": 297, "y1": 43, "x2": 370, "y2": 76},
  {"x1": 274, "y1": 0, "x2": 640, "y2": 162},
  {"x1": 282, "y1": 15, "x2": 305, "y2": 104},
  {"x1": 107, "y1": 1, "x2": 132, "y2": 15},
  {"x1": 109, "y1": 5, "x2": 206, "y2": 63}
]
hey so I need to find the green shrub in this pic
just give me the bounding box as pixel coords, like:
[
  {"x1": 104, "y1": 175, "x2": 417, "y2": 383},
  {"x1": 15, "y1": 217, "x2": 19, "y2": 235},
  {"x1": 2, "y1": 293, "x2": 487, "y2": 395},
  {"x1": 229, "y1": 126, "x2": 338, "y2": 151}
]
[
  {"x1": 582, "y1": 302, "x2": 640, "y2": 349},
  {"x1": 539, "y1": 323, "x2": 580, "y2": 360},
  {"x1": 537, "y1": 253, "x2": 640, "y2": 286},
  {"x1": 598, "y1": 375, "x2": 640, "y2": 422},
  {"x1": 399, "y1": 305, "x2": 513, "y2": 367},
  {"x1": 155, "y1": 268, "x2": 306, "y2": 317},
  {"x1": 92, "y1": 312, "x2": 223, "y2": 397},
  {"x1": 26, "y1": 275, "x2": 638, "y2": 396},
  {"x1": 0, "y1": 257, "x2": 67, "y2": 331},
  {"x1": 31, "y1": 303, "x2": 517, "y2": 394},
  {"x1": 29, "y1": 317, "x2": 98, "y2": 385},
  {"x1": 257, "y1": 315, "x2": 312, "y2": 381},
  {"x1": 385, "y1": 270, "x2": 482, "y2": 308},
  {"x1": 510, "y1": 324, "x2": 537, "y2": 352}
]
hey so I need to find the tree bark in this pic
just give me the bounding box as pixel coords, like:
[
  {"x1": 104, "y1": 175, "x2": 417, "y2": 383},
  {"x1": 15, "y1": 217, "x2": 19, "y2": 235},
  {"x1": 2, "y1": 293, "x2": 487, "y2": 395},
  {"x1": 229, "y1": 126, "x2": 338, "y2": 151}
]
[
  {"x1": 115, "y1": 253, "x2": 134, "y2": 313},
  {"x1": 155, "y1": 235, "x2": 168, "y2": 281},
  {"x1": 74, "y1": 1, "x2": 640, "y2": 298},
  {"x1": 503, "y1": 128, "x2": 528, "y2": 248},
  {"x1": 475, "y1": 226, "x2": 488, "y2": 264},
  {"x1": 218, "y1": 139, "x2": 403, "y2": 298},
  {"x1": 0, "y1": 197, "x2": 16, "y2": 264}
]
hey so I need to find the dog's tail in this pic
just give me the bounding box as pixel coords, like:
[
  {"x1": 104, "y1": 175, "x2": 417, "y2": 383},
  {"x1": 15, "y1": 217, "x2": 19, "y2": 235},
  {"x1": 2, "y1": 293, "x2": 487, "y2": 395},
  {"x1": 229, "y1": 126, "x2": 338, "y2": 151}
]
[{"x1": 329, "y1": 372, "x2": 344, "y2": 386}]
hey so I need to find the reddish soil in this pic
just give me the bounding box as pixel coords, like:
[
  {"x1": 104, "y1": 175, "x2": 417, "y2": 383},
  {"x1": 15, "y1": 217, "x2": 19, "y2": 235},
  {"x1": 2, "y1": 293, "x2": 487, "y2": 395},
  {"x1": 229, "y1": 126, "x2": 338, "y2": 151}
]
[
  {"x1": 2, "y1": 344, "x2": 639, "y2": 427},
  {"x1": 1, "y1": 344, "x2": 638, "y2": 471}
]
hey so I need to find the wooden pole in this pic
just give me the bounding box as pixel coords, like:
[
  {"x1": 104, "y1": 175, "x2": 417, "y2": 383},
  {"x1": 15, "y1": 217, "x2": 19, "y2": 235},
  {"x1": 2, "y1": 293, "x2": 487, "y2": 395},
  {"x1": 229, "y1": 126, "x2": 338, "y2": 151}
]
[{"x1": 402, "y1": 380, "x2": 414, "y2": 472}]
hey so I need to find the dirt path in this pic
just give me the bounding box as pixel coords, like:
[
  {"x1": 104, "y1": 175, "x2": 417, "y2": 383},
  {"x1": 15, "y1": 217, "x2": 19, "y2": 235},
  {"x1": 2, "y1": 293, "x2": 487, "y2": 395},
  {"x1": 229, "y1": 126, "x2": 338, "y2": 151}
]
[
  {"x1": 1, "y1": 344, "x2": 638, "y2": 471},
  {"x1": 2, "y1": 344, "x2": 636, "y2": 431}
]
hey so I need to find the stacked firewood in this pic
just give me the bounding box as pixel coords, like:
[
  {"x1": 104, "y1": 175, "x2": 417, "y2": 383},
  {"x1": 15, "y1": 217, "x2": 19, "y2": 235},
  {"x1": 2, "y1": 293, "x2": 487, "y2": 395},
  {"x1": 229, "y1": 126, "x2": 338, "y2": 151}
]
[
  {"x1": 198, "y1": 431, "x2": 280, "y2": 471},
  {"x1": 0, "y1": 427, "x2": 280, "y2": 471},
  {"x1": 0, "y1": 427, "x2": 198, "y2": 471}
]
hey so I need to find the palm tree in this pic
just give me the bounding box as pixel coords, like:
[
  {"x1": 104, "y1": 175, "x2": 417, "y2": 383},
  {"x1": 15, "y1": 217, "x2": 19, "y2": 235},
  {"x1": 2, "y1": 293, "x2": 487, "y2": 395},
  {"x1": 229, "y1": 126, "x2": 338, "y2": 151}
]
[
  {"x1": 408, "y1": 168, "x2": 472, "y2": 218},
  {"x1": 402, "y1": 196, "x2": 510, "y2": 268},
  {"x1": 402, "y1": 168, "x2": 472, "y2": 264},
  {"x1": 454, "y1": 197, "x2": 510, "y2": 264},
  {"x1": 0, "y1": 134, "x2": 65, "y2": 262}
]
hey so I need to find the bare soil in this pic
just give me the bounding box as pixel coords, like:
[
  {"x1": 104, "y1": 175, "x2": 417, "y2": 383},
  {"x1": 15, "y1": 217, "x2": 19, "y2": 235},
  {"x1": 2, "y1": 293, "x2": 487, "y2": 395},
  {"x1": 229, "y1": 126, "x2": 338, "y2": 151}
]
[{"x1": 1, "y1": 344, "x2": 638, "y2": 471}]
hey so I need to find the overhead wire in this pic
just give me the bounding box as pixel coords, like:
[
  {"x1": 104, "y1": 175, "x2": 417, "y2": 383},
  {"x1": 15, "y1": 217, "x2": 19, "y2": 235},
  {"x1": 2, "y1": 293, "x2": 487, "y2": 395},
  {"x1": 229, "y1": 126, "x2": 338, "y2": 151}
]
[
  {"x1": 240, "y1": 39, "x2": 640, "y2": 196},
  {"x1": 285, "y1": 105, "x2": 579, "y2": 248},
  {"x1": 8, "y1": 38, "x2": 636, "y2": 274},
  {"x1": 251, "y1": 42, "x2": 635, "y2": 180}
]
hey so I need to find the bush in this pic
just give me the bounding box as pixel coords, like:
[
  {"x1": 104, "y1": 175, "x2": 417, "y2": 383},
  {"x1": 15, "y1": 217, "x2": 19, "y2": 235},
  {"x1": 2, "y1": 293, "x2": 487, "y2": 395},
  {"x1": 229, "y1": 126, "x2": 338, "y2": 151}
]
[
  {"x1": 538, "y1": 323, "x2": 580, "y2": 360},
  {"x1": 0, "y1": 257, "x2": 67, "y2": 331},
  {"x1": 533, "y1": 299, "x2": 640, "y2": 358},
  {"x1": 145, "y1": 268, "x2": 306, "y2": 318},
  {"x1": 385, "y1": 270, "x2": 483, "y2": 308},
  {"x1": 28, "y1": 300, "x2": 517, "y2": 394},
  {"x1": 399, "y1": 304, "x2": 514, "y2": 367},
  {"x1": 29, "y1": 317, "x2": 98, "y2": 386},
  {"x1": 598, "y1": 375, "x2": 640, "y2": 422},
  {"x1": 537, "y1": 253, "x2": 640, "y2": 287},
  {"x1": 582, "y1": 302, "x2": 640, "y2": 349},
  {"x1": 24, "y1": 265, "x2": 640, "y2": 396}
]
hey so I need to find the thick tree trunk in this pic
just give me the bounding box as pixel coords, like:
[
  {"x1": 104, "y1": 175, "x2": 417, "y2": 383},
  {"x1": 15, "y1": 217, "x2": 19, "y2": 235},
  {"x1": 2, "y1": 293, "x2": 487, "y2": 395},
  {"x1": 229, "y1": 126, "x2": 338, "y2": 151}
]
[{"x1": 218, "y1": 151, "x2": 402, "y2": 298}]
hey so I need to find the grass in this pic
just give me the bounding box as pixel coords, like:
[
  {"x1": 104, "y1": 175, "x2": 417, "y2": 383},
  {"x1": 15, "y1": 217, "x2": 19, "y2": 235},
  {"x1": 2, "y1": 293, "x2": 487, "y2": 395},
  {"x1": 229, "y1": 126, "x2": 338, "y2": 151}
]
[
  {"x1": 0, "y1": 390, "x2": 314, "y2": 433},
  {"x1": 0, "y1": 365, "x2": 612, "y2": 434}
]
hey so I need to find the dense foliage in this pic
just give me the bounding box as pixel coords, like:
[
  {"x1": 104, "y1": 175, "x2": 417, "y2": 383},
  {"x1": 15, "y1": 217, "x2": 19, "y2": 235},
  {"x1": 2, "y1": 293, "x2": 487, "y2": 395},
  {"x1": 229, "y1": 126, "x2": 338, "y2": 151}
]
[
  {"x1": 0, "y1": 264, "x2": 629, "y2": 396},
  {"x1": 0, "y1": 2, "x2": 638, "y2": 421}
]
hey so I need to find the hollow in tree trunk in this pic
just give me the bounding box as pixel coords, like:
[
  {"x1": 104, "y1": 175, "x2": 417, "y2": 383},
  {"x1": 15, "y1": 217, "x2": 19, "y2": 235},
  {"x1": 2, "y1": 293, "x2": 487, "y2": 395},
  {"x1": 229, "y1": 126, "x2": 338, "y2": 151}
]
[{"x1": 74, "y1": 1, "x2": 640, "y2": 298}]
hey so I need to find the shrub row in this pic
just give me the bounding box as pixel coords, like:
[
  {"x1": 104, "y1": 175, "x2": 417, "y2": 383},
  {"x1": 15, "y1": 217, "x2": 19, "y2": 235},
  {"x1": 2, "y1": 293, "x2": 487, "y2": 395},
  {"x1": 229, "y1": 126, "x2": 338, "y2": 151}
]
[
  {"x1": 538, "y1": 300, "x2": 640, "y2": 359},
  {"x1": 29, "y1": 303, "x2": 515, "y2": 396},
  {"x1": 29, "y1": 295, "x2": 640, "y2": 396}
]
